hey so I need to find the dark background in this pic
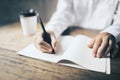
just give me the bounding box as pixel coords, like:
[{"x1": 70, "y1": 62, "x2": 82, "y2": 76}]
[{"x1": 0, "y1": 0, "x2": 57, "y2": 26}]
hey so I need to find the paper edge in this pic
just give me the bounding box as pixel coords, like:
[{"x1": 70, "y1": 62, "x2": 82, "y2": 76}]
[{"x1": 106, "y1": 58, "x2": 111, "y2": 74}]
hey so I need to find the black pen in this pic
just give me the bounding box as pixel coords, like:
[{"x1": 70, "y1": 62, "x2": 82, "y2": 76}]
[{"x1": 38, "y1": 17, "x2": 55, "y2": 54}]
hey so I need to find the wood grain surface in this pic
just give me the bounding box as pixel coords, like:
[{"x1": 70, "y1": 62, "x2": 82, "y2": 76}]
[{"x1": 0, "y1": 23, "x2": 120, "y2": 80}]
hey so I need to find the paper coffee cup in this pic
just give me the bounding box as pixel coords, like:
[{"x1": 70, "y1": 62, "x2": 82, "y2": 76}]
[{"x1": 20, "y1": 9, "x2": 38, "y2": 36}]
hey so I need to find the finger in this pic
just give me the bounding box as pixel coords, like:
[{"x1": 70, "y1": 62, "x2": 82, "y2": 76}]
[
  {"x1": 96, "y1": 38, "x2": 109, "y2": 58},
  {"x1": 33, "y1": 32, "x2": 53, "y2": 53},
  {"x1": 40, "y1": 47, "x2": 51, "y2": 53},
  {"x1": 51, "y1": 37, "x2": 57, "y2": 48},
  {"x1": 103, "y1": 40, "x2": 113, "y2": 57},
  {"x1": 39, "y1": 41, "x2": 52, "y2": 51},
  {"x1": 51, "y1": 37, "x2": 57, "y2": 50},
  {"x1": 103, "y1": 46, "x2": 111, "y2": 57},
  {"x1": 40, "y1": 46, "x2": 52, "y2": 53},
  {"x1": 53, "y1": 41, "x2": 58, "y2": 53},
  {"x1": 36, "y1": 41, "x2": 52, "y2": 53},
  {"x1": 93, "y1": 38, "x2": 102, "y2": 57},
  {"x1": 88, "y1": 38, "x2": 95, "y2": 48}
]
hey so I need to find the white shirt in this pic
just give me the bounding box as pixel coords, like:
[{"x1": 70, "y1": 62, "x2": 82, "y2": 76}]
[{"x1": 46, "y1": 0, "x2": 120, "y2": 43}]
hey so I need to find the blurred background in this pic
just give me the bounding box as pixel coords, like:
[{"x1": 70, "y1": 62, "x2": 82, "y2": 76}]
[{"x1": 0, "y1": 0, "x2": 57, "y2": 26}]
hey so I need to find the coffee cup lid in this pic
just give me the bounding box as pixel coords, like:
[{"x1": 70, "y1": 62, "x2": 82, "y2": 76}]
[{"x1": 20, "y1": 9, "x2": 38, "y2": 17}]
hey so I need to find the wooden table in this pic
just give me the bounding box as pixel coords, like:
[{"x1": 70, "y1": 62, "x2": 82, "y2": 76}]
[{"x1": 0, "y1": 23, "x2": 120, "y2": 80}]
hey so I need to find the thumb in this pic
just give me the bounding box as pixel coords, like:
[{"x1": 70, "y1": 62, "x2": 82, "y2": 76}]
[
  {"x1": 51, "y1": 35, "x2": 58, "y2": 51},
  {"x1": 52, "y1": 41, "x2": 58, "y2": 52}
]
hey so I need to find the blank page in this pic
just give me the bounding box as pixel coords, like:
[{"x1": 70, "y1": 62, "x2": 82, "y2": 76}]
[
  {"x1": 59, "y1": 35, "x2": 109, "y2": 73},
  {"x1": 18, "y1": 36, "x2": 74, "y2": 63}
]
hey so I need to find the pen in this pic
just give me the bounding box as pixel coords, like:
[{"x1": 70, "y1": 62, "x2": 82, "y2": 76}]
[{"x1": 38, "y1": 17, "x2": 55, "y2": 54}]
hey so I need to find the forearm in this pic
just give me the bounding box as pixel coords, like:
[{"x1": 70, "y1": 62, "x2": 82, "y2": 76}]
[
  {"x1": 101, "y1": 25, "x2": 120, "y2": 43},
  {"x1": 45, "y1": 0, "x2": 74, "y2": 38}
]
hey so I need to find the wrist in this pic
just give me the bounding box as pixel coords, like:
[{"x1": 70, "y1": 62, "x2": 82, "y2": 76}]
[{"x1": 100, "y1": 32, "x2": 116, "y2": 43}]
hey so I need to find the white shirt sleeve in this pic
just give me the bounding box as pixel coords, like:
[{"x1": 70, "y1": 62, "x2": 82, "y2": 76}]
[
  {"x1": 45, "y1": 0, "x2": 74, "y2": 38},
  {"x1": 101, "y1": 1, "x2": 120, "y2": 43}
]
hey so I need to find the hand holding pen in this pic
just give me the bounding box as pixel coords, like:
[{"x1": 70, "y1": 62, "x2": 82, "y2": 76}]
[{"x1": 33, "y1": 17, "x2": 57, "y2": 54}]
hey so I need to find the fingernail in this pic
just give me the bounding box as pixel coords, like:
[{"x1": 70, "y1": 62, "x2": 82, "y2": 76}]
[
  {"x1": 92, "y1": 53, "x2": 96, "y2": 57},
  {"x1": 97, "y1": 54, "x2": 101, "y2": 58}
]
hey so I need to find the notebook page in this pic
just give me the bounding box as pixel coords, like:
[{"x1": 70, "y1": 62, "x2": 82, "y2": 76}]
[
  {"x1": 18, "y1": 35, "x2": 110, "y2": 73},
  {"x1": 18, "y1": 36, "x2": 74, "y2": 63},
  {"x1": 60, "y1": 35, "x2": 108, "y2": 72},
  {"x1": 18, "y1": 43, "x2": 61, "y2": 63}
]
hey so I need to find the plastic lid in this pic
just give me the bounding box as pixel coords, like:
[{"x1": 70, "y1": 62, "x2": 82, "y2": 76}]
[{"x1": 20, "y1": 9, "x2": 38, "y2": 17}]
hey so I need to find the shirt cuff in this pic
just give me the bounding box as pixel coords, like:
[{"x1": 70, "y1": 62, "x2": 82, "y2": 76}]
[{"x1": 101, "y1": 26, "x2": 120, "y2": 43}]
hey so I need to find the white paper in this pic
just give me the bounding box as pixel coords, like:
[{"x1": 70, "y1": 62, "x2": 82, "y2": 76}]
[
  {"x1": 59, "y1": 35, "x2": 107, "y2": 73},
  {"x1": 18, "y1": 35, "x2": 110, "y2": 74}
]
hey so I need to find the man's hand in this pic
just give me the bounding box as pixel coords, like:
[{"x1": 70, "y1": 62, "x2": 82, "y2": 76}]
[
  {"x1": 33, "y1": 31, "x2": 58, "y2": 53},
  {"x1": 88, "y1": 32, "x2": 118, "y2": 58}
]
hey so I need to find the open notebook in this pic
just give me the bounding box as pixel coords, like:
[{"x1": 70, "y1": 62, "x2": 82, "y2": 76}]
[{"x1": 18, "y1": 35, "x2": 110, "y2": 74}]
